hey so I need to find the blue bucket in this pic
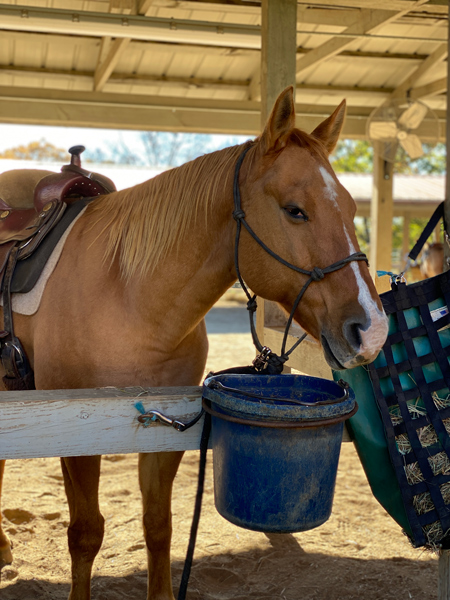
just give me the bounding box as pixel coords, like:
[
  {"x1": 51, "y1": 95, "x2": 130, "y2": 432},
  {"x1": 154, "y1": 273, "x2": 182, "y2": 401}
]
[{"x1": 202, "y1": 374, "x2": 356, "y2": 533}]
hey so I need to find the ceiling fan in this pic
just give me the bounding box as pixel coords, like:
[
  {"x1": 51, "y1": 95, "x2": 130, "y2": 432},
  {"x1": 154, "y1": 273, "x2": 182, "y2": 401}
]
[{"x1": 367, "y1": 98, "x2": 440, "y2": 163}]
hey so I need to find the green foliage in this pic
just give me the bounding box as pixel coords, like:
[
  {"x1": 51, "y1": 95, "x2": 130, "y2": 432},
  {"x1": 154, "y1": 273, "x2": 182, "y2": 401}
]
[
  {"x1": 331, "y1": 140, "x2": 373, "y2": 173},
  {"x1": 331, "y1": 139, "x2": 446, "y2": 176}
]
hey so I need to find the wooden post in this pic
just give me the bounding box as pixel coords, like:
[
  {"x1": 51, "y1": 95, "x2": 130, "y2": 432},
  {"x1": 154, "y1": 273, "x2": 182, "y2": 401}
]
[
  {"x1": 257, "y1": 0, "x2": 297, "y2": 349},
  {"x1": 402, "y1": 212, "x2": 411, "y2": 270},
  {"x1": 370, "y1": 154, "x2": 394, "y2": 293},
  {"x1": 439, "y1": 550, "x2": 450, "y2": 600},
  {"x1": 438, "y1": 5, "x2": 450, "y2": 597},
  {"x1": 260, "y1": 0, "x2": 297, "y2": 127},
  {"x1": 444, "y1": 0, "x2": 450, "y2": 273}
]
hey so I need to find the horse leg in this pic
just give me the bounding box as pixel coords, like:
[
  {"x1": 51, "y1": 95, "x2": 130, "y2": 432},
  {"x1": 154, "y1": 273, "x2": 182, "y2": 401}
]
[
  {"x1": 139, "y1": 451, "x2": 184, "y2": 600},
  {"x1": 61, "y1": 456, "x2": 105, "y2": 600},
  {"x1": 0, "y1": 460, "x2": 13, "y2": 569}
]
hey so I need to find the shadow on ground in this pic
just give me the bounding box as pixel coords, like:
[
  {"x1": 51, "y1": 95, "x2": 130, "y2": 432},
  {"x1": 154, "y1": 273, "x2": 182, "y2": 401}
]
[
  {"x1": 1, "y1": 533, "x2": 436, "y2": 600},
  {"x1": 205, "y1": 304, "x2": 249, "y2": 335}
]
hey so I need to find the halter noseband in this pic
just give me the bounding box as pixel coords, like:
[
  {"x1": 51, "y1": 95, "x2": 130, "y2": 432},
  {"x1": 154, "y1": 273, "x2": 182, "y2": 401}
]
[{"x1": 232, "y1": 145, "x2": 368, "y2": 374}]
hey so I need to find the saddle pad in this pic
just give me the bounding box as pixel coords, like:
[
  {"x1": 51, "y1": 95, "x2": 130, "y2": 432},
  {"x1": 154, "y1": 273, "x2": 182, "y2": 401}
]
[
  {"x1": 1, "y1": 202, "x2": 88, "y2": 316},
  {"x1": 10, "y1": 198, "x2": 91, "y2": 294}
]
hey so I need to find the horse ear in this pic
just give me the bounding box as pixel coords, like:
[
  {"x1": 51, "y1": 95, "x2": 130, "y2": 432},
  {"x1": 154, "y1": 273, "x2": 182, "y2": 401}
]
[
  {"x1": 311, "y1": 100, "x2": 346, "y2": 154},
  {"x1": 260, "y1": 86, "x2": 296, "y2": 153}
]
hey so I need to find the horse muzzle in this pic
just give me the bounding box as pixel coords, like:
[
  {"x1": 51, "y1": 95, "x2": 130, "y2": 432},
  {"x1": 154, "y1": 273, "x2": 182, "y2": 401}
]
[{"x1": 321, "y1": 311, "x2": 389, "y2": 370}]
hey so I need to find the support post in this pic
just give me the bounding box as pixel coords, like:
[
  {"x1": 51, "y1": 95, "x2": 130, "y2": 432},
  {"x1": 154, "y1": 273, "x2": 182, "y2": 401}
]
[
  {"x1": 370, "y1": 154, "x2": 394, "y2": 293},
  {"x1": 438, "y1": 6, "x2": 450, "y2": 598},
  {"x1": 444, "y1": 1, "x2": 450, "y2": 273},
  {"x1": 402, "y1": 212, "x2": 411, "y2": 270},
  {"x1": 256, "y1": 0, "x2": 297, "y2": 349}
]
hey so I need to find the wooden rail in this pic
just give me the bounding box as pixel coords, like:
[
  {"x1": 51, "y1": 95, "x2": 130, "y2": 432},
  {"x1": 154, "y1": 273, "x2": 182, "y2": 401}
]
[{"x1": 0, "y1": 386, "x2": 205, "y2": 459}]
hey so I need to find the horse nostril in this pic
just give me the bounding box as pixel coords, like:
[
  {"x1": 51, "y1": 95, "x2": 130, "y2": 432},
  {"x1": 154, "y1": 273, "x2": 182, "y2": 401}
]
[{"x1": 343, "y1": 318, "x2": 364, "y2": 351}]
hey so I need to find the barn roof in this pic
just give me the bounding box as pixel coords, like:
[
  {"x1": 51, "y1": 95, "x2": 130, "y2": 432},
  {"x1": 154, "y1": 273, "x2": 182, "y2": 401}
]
[{"x1": 0, "y1": 0, "x2": 447, "y2": 136}]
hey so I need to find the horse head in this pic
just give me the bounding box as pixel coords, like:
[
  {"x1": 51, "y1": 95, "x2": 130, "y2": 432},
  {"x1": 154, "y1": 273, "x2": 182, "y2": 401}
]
[{"x1": 237, "y1": 86, "x2": 388, "y2": 369}]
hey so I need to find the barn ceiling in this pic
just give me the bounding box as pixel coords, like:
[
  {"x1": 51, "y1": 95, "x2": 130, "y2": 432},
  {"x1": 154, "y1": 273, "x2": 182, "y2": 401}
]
[{"x1": 0, "y1": 0, "x2": 448, "y2": 137}]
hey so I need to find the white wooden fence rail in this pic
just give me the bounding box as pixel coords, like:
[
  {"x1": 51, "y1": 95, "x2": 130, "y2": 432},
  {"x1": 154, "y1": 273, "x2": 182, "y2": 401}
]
[{"x1": 0, "y1": 386, "x2": 205, "y2": 459}]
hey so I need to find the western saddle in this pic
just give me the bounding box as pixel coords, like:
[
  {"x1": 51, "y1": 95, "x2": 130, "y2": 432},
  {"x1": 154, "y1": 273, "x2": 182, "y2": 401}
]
[{"x1": 0, "y1": 145, "x2": 116, "y2": 391}]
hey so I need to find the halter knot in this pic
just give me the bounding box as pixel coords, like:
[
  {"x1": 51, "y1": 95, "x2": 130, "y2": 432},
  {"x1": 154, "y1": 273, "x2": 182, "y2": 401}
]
[
  {"x1": 233, "y1": 209, "x2": 246, "y2": 221},
  {"x1": 311, "y1": 267, "x2": 325, "y2": 281},
  {"x1": 247, "y1": 297, "x2": 257, "y2": 312}
]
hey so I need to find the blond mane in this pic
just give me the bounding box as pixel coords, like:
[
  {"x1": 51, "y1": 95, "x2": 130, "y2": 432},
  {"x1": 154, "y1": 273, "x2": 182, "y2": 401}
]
[
  {"x1": 88, "y1": 142, "x2": 253, "y2": 280},
  {"x1": 88, "y1": 127, "x2": 324, "y2": 281}
]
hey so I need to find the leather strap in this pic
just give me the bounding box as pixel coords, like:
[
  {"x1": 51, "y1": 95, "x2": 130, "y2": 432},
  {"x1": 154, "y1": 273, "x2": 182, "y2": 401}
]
[{"x1": 408, "y1": 201, "x2": 445, "y2": 262}]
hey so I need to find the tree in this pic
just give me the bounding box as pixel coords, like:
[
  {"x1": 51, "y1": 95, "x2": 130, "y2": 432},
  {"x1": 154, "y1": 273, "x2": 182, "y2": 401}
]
[
  {"x1": 84, "y1": 132, "x2": 243, "y2": 168},
  {"x1": 331, "y1": 139, "x2": 446, "y2": 175},
  {"x1": 0, "y1": 139, "x2": 68, "y2": 162}
]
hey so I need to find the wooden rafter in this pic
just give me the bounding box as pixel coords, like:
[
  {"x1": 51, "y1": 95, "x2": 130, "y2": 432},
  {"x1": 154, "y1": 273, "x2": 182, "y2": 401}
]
[
  {"x1": 390, "y1": 43, "x2": 448, "y2": 99},
  {"x1": 296, "y1": 2, "x2": 431, "y2": 77},
  {"x1": 410, "y1": 76, "x2": 447, "y2": 99},
  {"x1": 94, "y1": 37, "x2": 131, "y2": 91},
  {"x1": 0, "y1": 64, "x2": 402, "y2": 100}
]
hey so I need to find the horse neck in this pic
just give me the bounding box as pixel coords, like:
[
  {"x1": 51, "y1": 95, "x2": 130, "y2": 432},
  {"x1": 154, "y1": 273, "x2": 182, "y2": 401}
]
[{"x1": 115, "y1": 156, "x2": 242, "y2": 345}]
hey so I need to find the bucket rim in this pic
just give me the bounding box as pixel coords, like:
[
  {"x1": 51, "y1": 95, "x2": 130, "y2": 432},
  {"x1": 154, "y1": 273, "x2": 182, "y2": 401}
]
[
  {"x1": 203, "y1": 397, "x2": 358, "y2": 428},
  {"x1": 202, "y1": 373, "x2": 356, "y2": 421}
]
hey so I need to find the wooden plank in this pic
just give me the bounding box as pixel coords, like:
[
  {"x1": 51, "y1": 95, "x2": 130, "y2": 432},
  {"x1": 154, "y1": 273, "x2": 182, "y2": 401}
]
[
  {"x1": 369, "y1": 154, "x2": 394, "y2": 284},
  {"x1": 439, "y1": 550, "x2": 450, "y2": 600},
  {"x1": 410, "y1": 76, "x2": 447, "y2": 100},
  {"x1": 0, "y1": 5, "x2": 262, "y2": 49},
  {"x1": 391, "y1": 43, "x2": 448, "y2": 99},
  {"x1": 94, "y1": 37, "x2": 131, "y2": 91},
  {"x1": 296, "y1": 6, "x2": 425, "y2": 76},
  {"x1": 260, "y1": 0, "x2": 297, "y2": 125},
  {"x1": 0, "y1": 386, "x2": 204, "y2": 459},
  {"x1": 263, "y1": 326, "x2": 332, "y2": 380}
]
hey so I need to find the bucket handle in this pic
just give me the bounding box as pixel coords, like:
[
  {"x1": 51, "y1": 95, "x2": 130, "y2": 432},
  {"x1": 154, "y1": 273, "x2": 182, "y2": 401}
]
[{"x1": 205, "y1": 378, "x2": 350, "y2": 407}]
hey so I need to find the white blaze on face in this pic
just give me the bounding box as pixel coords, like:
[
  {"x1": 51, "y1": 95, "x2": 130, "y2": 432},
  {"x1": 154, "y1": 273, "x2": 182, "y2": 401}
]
[{"x1": 319, "y1": 166, "x2": 388, "y2": 363}]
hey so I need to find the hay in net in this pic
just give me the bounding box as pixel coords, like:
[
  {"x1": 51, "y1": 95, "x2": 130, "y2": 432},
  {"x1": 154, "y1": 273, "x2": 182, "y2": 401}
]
[
  {"x1": 413, "y1": 482, "x2": 450, "y2": 516},
  {"x1": 397, "y1": 392, "x2": 450, "y2": 546}
]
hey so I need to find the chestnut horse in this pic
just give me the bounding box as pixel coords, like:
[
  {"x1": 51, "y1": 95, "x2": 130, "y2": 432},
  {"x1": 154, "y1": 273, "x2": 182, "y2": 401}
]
[
  {"x1": 0, "y1": 87, "x2": 388, "y2": 599},
  {"x1": 420, "y1": 242, "x2": 444, "y2": 279}
]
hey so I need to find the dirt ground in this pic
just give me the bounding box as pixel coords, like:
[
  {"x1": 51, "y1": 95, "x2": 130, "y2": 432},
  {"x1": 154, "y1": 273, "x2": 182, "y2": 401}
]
[{"x1": 0, "y1": 299, "x2": 440, "y2": 600}]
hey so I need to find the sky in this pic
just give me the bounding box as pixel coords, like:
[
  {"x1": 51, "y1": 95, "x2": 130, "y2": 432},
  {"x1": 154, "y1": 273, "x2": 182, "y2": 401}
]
[{"x1": 0, "y1": 123, "x2": 247, "y2": 158}]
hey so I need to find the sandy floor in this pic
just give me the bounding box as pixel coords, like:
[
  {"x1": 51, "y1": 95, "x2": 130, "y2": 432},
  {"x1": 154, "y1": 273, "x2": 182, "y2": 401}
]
[{"x1": 0, "y1": 300, "x2": 439, "y2": 599}]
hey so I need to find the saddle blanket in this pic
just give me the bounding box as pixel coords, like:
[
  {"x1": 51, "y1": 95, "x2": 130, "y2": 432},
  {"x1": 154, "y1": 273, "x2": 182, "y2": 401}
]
[{"x1": 0, "y1": 207, "x2": 87, "y2": 316}]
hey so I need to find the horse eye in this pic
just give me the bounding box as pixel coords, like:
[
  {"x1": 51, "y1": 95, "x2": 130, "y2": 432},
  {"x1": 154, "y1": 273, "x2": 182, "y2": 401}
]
[{"x1": 283, "y1": 206, "x2": 308, "y2": 221}]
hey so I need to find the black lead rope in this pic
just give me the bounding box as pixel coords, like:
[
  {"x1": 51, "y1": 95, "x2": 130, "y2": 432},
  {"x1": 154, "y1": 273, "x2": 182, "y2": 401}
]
[{"x1": 177, "y1": 146, "x2": 369, "y2": 599}]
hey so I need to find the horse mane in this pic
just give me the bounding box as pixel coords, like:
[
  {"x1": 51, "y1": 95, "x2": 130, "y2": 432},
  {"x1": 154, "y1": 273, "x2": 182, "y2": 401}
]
[
  {"x1": 88, "y1": 141, "x2": 254, "y2": 280},
  {"x1": 88, "y1": 127, "x2": 327, "y2": 281}
]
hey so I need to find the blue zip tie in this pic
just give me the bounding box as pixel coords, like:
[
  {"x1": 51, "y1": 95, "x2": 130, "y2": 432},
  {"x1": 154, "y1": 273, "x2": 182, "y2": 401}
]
[{"x1": 135, "y1": 401, "x2": 157, "y2": 428}]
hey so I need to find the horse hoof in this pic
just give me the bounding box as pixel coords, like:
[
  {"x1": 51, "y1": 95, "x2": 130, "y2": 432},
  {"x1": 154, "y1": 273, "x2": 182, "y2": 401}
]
[{"x1": 0, "y1": 542, "x2": 13, "y2": 569}]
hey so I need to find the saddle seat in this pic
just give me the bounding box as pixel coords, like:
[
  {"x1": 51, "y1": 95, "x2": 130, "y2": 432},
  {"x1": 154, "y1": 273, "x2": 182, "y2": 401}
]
[{"x1": 0, "y1": 146, "x2": 116, "y2": 246}]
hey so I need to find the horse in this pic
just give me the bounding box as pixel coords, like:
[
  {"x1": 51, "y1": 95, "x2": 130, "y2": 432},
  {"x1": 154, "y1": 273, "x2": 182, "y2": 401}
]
[
  {"x1": 0, "y1": 86, "x2": 388, "y2": 600},
  {"x1": 420, "y1": 242, "x2": 444, "y2": 279}
]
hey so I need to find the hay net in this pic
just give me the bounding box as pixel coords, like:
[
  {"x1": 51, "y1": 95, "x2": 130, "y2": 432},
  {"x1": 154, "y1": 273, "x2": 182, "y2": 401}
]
[{"x1": 368, "y1": 271, "x2": 450, "y2": 548}]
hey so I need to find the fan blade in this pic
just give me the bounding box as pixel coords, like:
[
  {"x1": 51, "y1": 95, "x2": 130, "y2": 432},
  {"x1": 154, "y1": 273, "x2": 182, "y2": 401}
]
[
  {"x1": 369, "y1": 120, "x2": 398, "y2": 141},
  {"x1": 399, "y1": 134, "x2": 423, "y2": 159},
  {"x1": 398, "y1": 102, "x2": 428, "y2": 130}
]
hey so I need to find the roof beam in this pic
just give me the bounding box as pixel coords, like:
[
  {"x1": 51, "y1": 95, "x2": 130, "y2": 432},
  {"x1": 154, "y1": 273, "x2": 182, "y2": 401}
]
[
  {"x1": 296, "y1": 0, "x2": 446, "y2": 14},
  {"x1": 296, "y1": 3, "x2": 430, "y2": 76},
  {"x1": 0, "y1": 30, "x2": 433, "y2": 63},
  {"x1": 0, "y1": 5, "x2": 445, "y2": 47},
  {"x1": 94, "y1": 37, "x2": 131, "y2": 91},
  {"x1": 0, "y1": 5, "x2": 262, "y2": 49},
  {"x1": 410, "y1": 76, "x2": 447, "y2": 99},
  {"x1": 390, "y1": 43, "x2": 448, "y2": 98},
  {"x1": 0, "y1": 65, "x2": 397, "y2": 99},
  {"x1": 0, "y1": 85, "x2": 444, "y2": 139}
]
